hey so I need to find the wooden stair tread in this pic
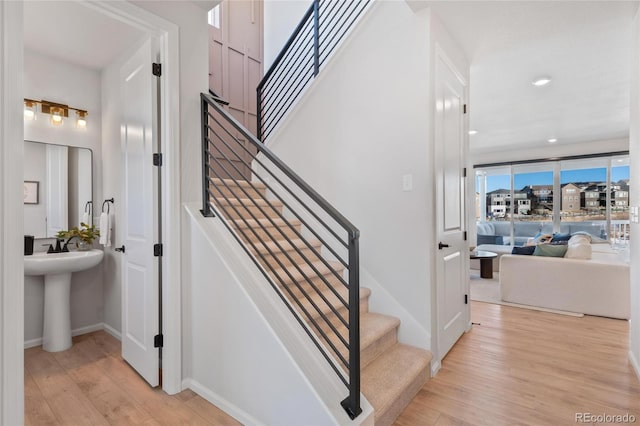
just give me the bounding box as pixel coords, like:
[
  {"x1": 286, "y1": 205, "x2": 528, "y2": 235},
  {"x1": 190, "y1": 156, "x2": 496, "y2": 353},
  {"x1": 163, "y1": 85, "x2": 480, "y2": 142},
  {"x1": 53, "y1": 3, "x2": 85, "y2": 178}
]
[
  {"x1": 321, "y1": 312, "x2": 400, "y2": 362},
  {"x1": 269, "y1": 260, "x2": 344, "y2": 286},
  {"x1": 361, "y1": 343, "x2": 432, "y2": 425},
  {"x1": 214, "y1": 197, "x2": 281, "y2": 208},
  {"x1": 230, "y1": 217, "x2": 301, "y2": 229},
  {"x1": 250, "y1": 238, "x2": 322, "y2": 255},
  {"x1": 211, "y1": 178, "x2": 266, "y2": 189},
  {"x1": 297, "y1": 287, "x2": 371, "y2": 322}
]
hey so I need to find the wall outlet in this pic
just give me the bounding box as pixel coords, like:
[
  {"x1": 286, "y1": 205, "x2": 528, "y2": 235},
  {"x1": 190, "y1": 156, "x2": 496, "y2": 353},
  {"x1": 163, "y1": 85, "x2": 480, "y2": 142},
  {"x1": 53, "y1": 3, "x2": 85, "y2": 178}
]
[{"x1": 402, "y1": 174, "x2": 413, "y2": 192}]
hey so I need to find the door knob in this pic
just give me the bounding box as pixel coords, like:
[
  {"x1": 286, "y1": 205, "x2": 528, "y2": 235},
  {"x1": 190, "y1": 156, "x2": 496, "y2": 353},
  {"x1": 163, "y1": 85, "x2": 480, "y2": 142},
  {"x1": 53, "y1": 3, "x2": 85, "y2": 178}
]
[
  {"x1": 438, "y1": 242, "x2": 449, "y2": 250},
  {"x1": 115, "y1": 245, "x2": 126, "y2": 253}
]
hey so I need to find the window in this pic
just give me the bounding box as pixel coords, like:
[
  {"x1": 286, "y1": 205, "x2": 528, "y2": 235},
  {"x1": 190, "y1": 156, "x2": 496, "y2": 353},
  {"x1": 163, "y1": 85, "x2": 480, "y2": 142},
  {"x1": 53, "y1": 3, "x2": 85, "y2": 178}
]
[
  {"x1": 475, "y1": 154, "x2": 630, "y2": 246},
  {"x1": 208, "y1": 4, "x2": 221, "y2": 28}
]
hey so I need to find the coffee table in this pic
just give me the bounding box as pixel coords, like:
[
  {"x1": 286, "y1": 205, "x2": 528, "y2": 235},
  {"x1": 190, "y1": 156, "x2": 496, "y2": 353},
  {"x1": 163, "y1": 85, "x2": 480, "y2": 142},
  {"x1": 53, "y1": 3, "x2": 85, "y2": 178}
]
[{"x1": 470, "y1": 250, "x2": 498, "y2": 279}]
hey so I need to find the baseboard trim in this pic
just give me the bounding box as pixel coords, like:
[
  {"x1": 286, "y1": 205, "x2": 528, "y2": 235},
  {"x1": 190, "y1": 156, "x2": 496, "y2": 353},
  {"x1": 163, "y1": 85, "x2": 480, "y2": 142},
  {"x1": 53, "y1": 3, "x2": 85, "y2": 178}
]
[
  {"x1": 431, "y1": 359, "x2": 442, "y2": 377},
  {"x1": 182, "y1": 378, "x2": 263, "y2": 426},
  {"x1": 103, "y1": 323, "x2": 122, "y2": 341},
  {"x1": 24, "y1": 323, "x2": 105, "y2": 349},
  {"x1": 630, "y1": 350, "x2": 640, "y2": 381}
]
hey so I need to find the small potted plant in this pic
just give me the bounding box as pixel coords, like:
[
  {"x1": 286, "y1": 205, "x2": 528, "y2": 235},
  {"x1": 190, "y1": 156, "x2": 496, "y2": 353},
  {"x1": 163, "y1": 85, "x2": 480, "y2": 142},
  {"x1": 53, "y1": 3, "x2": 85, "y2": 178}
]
[{"x1": 56, "y1": 222, "x2": 100, "y2": 251}]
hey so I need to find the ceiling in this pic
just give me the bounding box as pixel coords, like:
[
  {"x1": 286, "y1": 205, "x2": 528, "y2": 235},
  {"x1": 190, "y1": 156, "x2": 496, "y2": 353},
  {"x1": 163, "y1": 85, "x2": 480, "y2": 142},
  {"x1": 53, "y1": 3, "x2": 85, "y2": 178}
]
[
  {"x1": 24, "y1": 1, "x2": 144, "y2": 70},
  {"x1": 428, "y1": 1, "x2": 639, "y2": 154}
]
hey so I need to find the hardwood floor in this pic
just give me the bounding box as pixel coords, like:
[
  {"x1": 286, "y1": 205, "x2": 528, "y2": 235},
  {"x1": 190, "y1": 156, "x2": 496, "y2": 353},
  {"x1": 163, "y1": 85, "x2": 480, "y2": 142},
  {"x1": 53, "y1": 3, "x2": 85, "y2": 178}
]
[
  {"x1": 24, "y1": 331, "x2": 241, "y2": 426},
  {"x1": 395, "y1": 301, "x2": 640, "y2": 426},
  {"x1": 26, "y1": 303, "x2": 640, "y2": 425}
]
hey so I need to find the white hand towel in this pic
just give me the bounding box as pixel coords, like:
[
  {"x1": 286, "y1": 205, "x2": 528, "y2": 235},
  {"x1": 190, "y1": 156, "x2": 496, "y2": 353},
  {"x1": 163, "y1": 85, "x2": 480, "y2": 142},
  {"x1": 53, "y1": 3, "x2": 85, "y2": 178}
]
[
  {"x1": 99, "y1": 212, "x2": 111, "y2": 247},
  {"x1": 81, "y1": 212, "x2": 90, "y2": 227}
]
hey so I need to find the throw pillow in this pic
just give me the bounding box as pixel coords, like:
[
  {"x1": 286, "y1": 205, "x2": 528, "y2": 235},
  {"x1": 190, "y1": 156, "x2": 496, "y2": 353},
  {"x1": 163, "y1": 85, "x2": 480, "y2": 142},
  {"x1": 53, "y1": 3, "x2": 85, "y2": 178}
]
[
  {"x1": 565, "y1": 242, "x2": 592, "y2": 259},
  {"x1": 551, "y1": 233, "x2": 571, "y2": 242},
  {"x1": 568, "y1": 234, "x2": 591, "y2": 246},
  {"x1": 533, "y1": 244, "x2": 568, "y2": 257},
  {"x1": 512, "y1": 246, "x2": 535, "y2": 255},
  {"x1": 570, "y1": 231, "x2": 593, "y2": 242},
  {"x1": 533, "y1": 233, "x2": 553, "y2": 244}
]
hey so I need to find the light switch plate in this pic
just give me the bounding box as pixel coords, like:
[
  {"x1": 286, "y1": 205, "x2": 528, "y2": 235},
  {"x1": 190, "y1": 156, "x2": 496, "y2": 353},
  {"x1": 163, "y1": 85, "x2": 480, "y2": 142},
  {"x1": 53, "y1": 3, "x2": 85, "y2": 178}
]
[{"x1": 631, "y1": 206, "x2": 639, "y2": 224}]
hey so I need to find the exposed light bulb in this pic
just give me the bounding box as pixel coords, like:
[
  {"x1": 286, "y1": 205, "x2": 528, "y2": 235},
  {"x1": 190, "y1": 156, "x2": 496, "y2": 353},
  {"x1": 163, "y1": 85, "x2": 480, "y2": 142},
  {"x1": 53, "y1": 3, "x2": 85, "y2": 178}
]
[
  {"x1": 547, "y1": 138, "x2": 557, "y2": 143},
  {"x1": 51, "y1": 109, "x2": 63, "y2": 127},
  {"x1": 468, "y1": 130, "x2": 478, "y2": 135},
  {"x1": 76, "y1": 111, "x2": 87, "y2": 129},
  {"x1": 24, "y1": 100, "x2": 36, "y2": 120}
]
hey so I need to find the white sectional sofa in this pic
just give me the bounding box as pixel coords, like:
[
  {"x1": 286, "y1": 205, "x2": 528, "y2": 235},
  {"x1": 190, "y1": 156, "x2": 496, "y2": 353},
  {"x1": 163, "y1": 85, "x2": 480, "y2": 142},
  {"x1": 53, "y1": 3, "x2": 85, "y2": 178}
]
[{"x1": 499, "y1": 246, "x2": 630, "y2": 319}]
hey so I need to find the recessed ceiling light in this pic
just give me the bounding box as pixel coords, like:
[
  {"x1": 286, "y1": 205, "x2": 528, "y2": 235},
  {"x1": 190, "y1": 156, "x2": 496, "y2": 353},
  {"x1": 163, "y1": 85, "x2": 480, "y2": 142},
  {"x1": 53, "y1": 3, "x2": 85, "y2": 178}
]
[
  {"x1": 547, "y1": 138, "x2": 557, "y2": 143},
  {"x1": 468, "y1": 130, "x2": 478, "y2": 135},
  {"x1": 532, "y1": 77, "x2": 552, "y2": 87}
]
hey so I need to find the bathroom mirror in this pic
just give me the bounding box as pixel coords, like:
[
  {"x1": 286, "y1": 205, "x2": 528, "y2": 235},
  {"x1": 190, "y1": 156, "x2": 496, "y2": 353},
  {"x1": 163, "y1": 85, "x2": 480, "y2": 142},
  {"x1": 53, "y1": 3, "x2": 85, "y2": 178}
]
[{"x1": 24, "y1": 140, "x2": 93, "y2": 238}]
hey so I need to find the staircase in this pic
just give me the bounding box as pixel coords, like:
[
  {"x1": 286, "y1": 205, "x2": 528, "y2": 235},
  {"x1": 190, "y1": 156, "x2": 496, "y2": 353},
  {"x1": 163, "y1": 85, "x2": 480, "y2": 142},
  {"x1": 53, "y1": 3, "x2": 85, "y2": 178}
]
[{"x1": 210, "y1": 177, "x2": 432, "y2": 425}]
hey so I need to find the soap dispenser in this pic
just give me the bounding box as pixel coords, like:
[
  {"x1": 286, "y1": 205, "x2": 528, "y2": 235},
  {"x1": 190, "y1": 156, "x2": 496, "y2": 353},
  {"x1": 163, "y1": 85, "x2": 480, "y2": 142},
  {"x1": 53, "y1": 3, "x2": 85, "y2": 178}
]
[{"x1": 24, "y1": 235, "x2": 34, "y2": 256}]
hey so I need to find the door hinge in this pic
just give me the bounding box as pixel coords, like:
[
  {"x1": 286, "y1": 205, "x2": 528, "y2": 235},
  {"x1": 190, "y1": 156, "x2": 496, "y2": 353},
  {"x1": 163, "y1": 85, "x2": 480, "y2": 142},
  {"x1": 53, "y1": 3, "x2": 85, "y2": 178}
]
[
  {"x1": 463, "y1": 167, "x2": 467, "y2": 177},
  {"x1": 152, "y1": 63, "x2": 162, "y2": 77},
  {"x1": 465, "y1": 294, "x2": 468, "y2": 305},
  {"x1": 463, "y1": 104, "x2": 467, "y2": 114},
  {"x1": 154, "y1": 334, "x2": 163, "y2": 348},
  {"x1": 153, "y1": 153, "x2": 163, "y2": 166},
  {"x1": 463, "y1": 231, "x2": 467, "y2": 241},
  {"x1": 154, "y1": 243, "x2": 163, "y2": 257}
]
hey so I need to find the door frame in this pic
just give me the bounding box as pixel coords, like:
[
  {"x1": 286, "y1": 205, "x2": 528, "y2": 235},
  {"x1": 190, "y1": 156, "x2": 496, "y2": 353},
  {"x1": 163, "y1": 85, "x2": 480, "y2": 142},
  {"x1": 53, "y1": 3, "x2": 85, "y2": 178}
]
[
  {"x1": 430, "y1": 43, "x2": 471, "y2": 374},
  {"x1": 0, "y1": 3, "x2": 182, "y2": 423},
  {"x1": 81, "y1": 0, "x2": 183, "y2": 396}
]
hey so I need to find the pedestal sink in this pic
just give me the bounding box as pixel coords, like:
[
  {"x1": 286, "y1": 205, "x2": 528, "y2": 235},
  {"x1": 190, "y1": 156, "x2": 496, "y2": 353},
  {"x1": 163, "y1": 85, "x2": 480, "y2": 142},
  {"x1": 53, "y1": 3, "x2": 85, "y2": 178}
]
[{"x1": 24, "y1": 250, "x2": 104, "y2": 352}]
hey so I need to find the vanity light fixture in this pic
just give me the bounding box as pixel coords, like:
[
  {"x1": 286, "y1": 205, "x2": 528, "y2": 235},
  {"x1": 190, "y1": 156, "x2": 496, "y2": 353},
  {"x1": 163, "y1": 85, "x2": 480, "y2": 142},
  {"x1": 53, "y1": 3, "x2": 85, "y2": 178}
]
[
  {"x1": 532, "y1": 77, "x2": 552, "y2": 87},
  {"x1": 23, "y1": 99, "x2": 88, "y2": 129},
  {"x1": 24, "y1": 99, "x2": 37, "y2": 120},
  {"x1": 76, "y1": 110, "x2": 88, "y2": 129}
]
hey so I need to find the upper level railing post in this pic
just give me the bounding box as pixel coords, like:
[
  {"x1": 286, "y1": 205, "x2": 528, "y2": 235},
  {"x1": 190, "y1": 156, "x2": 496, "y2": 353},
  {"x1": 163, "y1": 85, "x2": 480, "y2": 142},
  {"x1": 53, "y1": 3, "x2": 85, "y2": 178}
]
[
  {"x1": 257, "y1": 86, "x2": 263, "y2": 140},
  {"x1": 313, "y1": 0, "x2": 320, "y2": 76},
  {"x1": 341, "y1": 230, "x2": 361, "y2": 420},
  {"x1": 200, "y1": 95, "x2": 214, "y2": 217}
]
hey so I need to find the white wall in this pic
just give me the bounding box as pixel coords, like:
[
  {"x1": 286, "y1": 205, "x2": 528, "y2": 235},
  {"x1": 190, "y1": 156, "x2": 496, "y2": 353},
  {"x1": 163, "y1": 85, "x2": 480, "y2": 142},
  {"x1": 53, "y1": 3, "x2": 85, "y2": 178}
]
[
  {"x1": 263, "y1": 0, "x2": 312, "y2": 69},
  {"x1": 183, "y1": 204, "x2": 373, "y2": 426},
  {"x1": 23, "y1": 50, "x2": 104, "y2": 345},
  {"x1": 265, "y1": 1, "x2": 435, "y2": 349},
  {"x1": 628, "y1": 8, "x2": 640, "y2": 379},
  {"x1": 23, "y1": 142, "x2": 47, "y2": 237}
]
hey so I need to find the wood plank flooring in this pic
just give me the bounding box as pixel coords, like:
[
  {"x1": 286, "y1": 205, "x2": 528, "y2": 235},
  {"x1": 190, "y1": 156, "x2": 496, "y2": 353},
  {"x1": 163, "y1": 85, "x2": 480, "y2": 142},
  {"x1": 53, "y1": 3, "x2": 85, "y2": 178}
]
[
  {"x1": 26, "y1": 302, "x2": 640, "y2": 425},
  {"x1": 395, "y1": 301, "x2": 640, "y2": 426},
  {"x1": 24, "y1": 331, "x2": 241, "y2": 426}
]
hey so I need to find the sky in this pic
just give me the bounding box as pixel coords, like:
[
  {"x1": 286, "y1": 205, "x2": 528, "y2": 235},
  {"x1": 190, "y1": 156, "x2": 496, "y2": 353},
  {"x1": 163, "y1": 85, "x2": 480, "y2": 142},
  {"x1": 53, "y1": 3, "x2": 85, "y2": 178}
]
[{"x1": 481, "y1": 166, "x2": 629, "y2": 192}]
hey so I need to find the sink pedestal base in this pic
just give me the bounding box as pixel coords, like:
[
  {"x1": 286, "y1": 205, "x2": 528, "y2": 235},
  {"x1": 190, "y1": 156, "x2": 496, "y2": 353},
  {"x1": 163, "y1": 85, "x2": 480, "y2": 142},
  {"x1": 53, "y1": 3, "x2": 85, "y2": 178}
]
[{"x1": 42, "y1": 272, "x2": 72, "y2": 352}]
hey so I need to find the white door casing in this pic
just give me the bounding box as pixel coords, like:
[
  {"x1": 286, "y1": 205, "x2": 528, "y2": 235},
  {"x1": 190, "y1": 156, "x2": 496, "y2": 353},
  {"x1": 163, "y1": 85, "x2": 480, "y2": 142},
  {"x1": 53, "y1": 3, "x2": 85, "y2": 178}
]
[
  {"x1": 121, "y1": 38, "x2": 160, "y2": 387},
  {"x1": 434, "y1": 45, "x2": 469, "y2": 362}
]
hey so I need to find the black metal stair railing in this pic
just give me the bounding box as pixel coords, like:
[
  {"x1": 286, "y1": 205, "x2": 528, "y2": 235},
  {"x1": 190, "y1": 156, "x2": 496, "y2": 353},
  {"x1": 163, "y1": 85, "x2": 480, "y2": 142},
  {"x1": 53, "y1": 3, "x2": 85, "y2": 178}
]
[
  {"x1": 256, "y1": 0, "x2": 371, "y2": 142},
  {"x1": 200, "y1": 92, "x2": 362, "y2": 419}
]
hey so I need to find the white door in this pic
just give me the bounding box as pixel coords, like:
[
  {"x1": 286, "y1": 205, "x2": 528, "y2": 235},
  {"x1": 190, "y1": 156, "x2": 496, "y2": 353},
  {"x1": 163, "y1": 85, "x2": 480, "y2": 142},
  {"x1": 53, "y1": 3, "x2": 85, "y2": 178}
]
[
  {"x1": 435, "y1": 48, "x2": 468, "y2": 361},
  {"x1": 120, "y1": 38, "x2": 161, "y2": 386}
]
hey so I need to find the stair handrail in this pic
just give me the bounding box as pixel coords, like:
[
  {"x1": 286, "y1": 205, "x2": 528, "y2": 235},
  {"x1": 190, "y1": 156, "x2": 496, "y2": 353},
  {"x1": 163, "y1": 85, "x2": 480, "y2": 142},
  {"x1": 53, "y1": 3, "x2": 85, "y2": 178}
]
[
  {"x1": 256, "y1": 0, "x2": 371, "y2": 142},
  {"x1": 201, "y1": 92, "x2": 362, "y2": 419}
]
